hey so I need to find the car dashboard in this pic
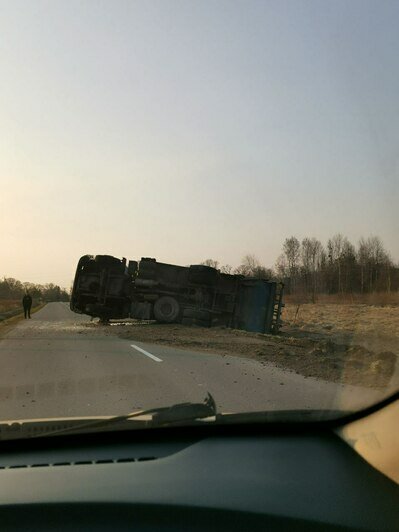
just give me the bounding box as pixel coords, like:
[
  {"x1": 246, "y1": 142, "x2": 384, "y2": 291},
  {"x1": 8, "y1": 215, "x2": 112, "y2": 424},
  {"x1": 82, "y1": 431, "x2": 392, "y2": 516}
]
[{"x1": 0, "y1": 415, "x2": 398, "y2": 531}]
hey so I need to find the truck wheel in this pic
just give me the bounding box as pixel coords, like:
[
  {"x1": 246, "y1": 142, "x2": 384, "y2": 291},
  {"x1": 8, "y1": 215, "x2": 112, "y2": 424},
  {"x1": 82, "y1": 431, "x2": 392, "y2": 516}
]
[{"x1": 153, "y1": 296, "x2": 180, "y2": 323}]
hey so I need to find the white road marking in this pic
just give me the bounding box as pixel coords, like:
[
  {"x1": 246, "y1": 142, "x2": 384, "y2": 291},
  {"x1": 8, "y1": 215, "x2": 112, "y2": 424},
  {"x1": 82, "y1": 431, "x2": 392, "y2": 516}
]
[{"x1": 130, "y1": 344, "x2": 163, "y2": 362}]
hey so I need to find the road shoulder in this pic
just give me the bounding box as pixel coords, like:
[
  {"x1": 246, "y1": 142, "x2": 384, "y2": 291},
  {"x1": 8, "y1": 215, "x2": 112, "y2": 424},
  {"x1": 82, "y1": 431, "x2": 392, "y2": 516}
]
[{"x1": 0, "y1": 303, "x2": 47, "y2": 339}]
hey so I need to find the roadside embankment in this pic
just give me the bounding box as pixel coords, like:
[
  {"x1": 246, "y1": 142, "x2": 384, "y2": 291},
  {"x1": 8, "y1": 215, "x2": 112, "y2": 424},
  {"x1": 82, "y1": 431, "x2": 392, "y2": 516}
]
[
  {"x1": 81, "y1": 302, "x2": 398, "y2": 389},
  {"x1": 0, "y1": 302, "x2": 47, "y2": 338}
]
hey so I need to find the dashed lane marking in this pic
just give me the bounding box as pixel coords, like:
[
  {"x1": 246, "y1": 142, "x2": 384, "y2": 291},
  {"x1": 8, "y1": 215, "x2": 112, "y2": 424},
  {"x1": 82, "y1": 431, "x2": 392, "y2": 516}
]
[{"x1": 130, "y1": 344, "x2": 163, "y2": 363}]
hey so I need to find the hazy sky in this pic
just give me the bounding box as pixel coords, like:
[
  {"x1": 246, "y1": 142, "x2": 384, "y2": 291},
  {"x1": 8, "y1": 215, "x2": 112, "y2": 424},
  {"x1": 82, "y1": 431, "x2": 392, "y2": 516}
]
[{"x1": 1, "y1": 0, "x2": 398, "y2": 287}]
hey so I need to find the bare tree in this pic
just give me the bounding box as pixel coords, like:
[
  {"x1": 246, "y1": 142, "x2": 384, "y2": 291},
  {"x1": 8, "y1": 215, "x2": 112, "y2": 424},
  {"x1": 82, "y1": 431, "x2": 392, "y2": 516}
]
[
  {"x1": 327, "y1": 234, "x2": 356, "y2": 293},
  {"x1": 358, "y1": 237, "x2": 370, "y2": 294},
  {"x1": 368, "y1": 236, "x2": 390, "y2": 292},
  {"x1": 235, "y1": 255, "x2": 273, "y2": 279},
  {"x1": 201, "y1": 259, "x2": 219, "y2": 269},
  {"x1": 0, "y1": 278, "x2": 69, "y2": 301},
  {"x1": 275, "y1": 253, "x2": 288, "y2": 280},
  {"x1": 220, "y1": 264, "x2": 233, "y2": 274},
  {"x1": 357, "y1": 236, "x2": 391, "y2": 293},
  {"x1": 341, "y1": 239, "x2": 356, "y2": 292},
  {"x1": 278, "y1": 233, "x2": 397, "y2": 297},
  {"x1": 327, "y1": 234, "x2": 345, "y2": 292},
  {"x1": 301, "y1": 238, "x2": 324, "y2": 301},
  {"x1": 283, "y1": 237, "x2": 300, "y2": 293}
]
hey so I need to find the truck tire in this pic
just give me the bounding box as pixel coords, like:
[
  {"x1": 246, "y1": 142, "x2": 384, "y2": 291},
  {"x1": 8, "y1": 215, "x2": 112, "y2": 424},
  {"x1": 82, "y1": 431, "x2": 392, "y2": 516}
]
[
  {"x1": 153, "y1": 296, "x2": 180, "y2": 323},
  {"x1": 188, "y1": 265, "x2": 218, "y2": 286}
]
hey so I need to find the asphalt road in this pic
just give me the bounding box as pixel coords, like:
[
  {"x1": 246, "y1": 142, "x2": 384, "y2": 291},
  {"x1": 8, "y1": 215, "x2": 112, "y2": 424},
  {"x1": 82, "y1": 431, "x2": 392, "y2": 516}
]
[{"x1": 0, "y1": 303, "x2": 382, "y2": 421}]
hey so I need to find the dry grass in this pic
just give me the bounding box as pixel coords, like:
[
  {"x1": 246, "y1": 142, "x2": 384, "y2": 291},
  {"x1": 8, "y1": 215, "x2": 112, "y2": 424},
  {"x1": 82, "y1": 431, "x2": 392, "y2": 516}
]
[
  {"x1": 282, "y1": 303, "x2": 399, "y2": 351},
  {"x1": 0, "y1": 299, "x2": 21, "y2": 313},
  {"x1": 279, "y1": 302, "x2": 398, "y2": 387},
  {"x1": 284, "y1": 291, "x2": 399, "y2": 306}
]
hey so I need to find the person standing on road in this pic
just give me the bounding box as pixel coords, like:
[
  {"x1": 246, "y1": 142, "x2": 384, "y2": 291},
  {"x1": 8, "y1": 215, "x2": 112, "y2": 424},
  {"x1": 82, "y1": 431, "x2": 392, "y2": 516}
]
[{"x1": 22, "y1": 292, "x2": 33, "y2": 319}]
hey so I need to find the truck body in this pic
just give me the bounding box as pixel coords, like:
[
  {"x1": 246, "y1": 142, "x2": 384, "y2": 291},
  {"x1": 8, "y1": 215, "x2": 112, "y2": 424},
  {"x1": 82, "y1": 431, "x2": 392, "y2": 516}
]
[{"x1": 70, "y1": 255, "x2": 284, "y2": 334}]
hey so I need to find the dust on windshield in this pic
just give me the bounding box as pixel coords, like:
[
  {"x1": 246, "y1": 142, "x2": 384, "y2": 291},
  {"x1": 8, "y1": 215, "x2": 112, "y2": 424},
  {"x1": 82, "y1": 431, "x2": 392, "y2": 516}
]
[{"x1": 0, "y1": 1, "x2": 397, "y2": 433}]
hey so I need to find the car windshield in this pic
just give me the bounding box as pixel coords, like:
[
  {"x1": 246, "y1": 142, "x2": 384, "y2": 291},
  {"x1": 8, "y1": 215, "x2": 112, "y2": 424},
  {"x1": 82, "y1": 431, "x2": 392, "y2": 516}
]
[{"x1": 0, "y1": 0, "x2": 398, "y2": 439}]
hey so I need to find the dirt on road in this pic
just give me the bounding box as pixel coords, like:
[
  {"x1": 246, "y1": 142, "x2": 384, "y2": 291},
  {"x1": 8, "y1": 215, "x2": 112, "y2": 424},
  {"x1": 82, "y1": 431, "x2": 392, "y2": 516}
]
[
  {"x1": 0, "y1": 303, "x2": 46, "y2": 339},
  {"x1": 85, "y1": 302, "x2": 398, "y2": 389}
]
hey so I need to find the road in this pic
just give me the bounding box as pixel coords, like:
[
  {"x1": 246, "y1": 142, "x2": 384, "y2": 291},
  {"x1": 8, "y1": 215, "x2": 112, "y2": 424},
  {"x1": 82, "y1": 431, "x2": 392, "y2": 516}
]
[{"x1": 0, "y1": 303, "x2": 382, "y2": 420}]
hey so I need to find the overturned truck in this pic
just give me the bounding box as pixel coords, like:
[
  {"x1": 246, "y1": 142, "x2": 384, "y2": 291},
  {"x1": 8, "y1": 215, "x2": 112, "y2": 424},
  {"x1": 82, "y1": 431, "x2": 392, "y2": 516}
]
[{"x1": 70, "y1": 255, "x2": 284, "y2": 334}]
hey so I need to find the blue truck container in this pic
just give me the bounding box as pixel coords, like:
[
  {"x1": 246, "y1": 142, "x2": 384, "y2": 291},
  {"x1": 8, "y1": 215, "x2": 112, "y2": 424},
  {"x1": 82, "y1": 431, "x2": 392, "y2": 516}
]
[{"x1": 233, "y1": 279, "x2": 278, "y2": 333}]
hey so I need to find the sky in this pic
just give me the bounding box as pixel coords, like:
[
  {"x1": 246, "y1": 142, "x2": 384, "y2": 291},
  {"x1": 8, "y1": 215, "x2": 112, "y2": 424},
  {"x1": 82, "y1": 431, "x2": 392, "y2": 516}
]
[{"x1": 0, "y1": 0, "x2": 398, "y2": 287}]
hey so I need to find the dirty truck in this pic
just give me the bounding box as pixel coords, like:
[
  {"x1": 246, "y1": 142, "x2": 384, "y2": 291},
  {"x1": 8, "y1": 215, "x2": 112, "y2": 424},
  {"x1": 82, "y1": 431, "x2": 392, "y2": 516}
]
[{"x1": 70, "y1": 255, "x2": 284, "y2": 334}]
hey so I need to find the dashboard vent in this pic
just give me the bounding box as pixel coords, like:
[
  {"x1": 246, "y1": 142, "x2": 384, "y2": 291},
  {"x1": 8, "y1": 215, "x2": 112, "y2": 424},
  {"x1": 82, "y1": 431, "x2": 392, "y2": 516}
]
[{"x1": 0, "y1": 456, "x2": 157, "y2": 469}]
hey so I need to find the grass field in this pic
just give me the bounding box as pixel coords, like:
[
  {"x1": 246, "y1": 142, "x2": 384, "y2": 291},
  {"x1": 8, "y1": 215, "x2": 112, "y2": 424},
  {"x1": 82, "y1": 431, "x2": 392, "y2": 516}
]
[
  {"x1": 284, "y1": 292, "x2": 399, "y2": 306},
  {"x1": 282, "y1": 302, "x2": 399, "y2": 352},
  {"x1": 280, "y1": 302, "x2": 398, "y2": 388}
]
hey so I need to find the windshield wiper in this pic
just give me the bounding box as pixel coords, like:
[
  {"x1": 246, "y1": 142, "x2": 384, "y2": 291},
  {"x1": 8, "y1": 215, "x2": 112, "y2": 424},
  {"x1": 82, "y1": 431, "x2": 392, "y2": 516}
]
[
  {"x1": 24, "y1": 393, "x2": 217, "y2": 438},
  {"x1": 0, "y1": 394, "x2": 357, "y2": 442}
]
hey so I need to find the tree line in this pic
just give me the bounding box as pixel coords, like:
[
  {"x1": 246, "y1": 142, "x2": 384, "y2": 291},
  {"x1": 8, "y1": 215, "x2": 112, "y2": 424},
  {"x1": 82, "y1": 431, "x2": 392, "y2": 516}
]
[
  {"x1": 0, "y1": 277, "x2": 69, "y2": 302},
  {"x1": 202, "y1": 234, "x2": 399, "y2": 299}
]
